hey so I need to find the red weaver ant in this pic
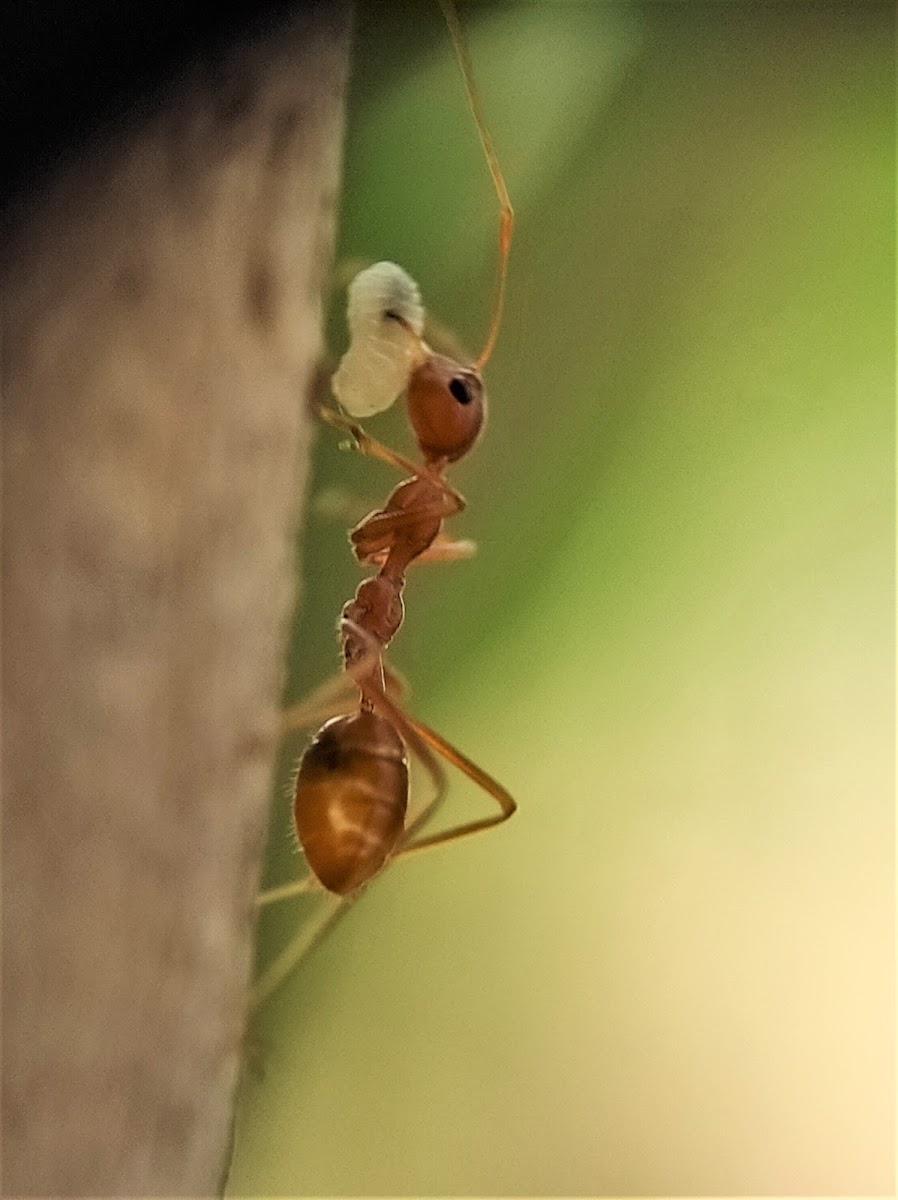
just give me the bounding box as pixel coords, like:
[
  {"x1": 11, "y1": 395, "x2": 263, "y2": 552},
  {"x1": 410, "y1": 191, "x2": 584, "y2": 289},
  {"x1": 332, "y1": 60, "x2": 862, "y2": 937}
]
[{"x1": 251, "y1": 0, "x2": 515, "y2": 1009}]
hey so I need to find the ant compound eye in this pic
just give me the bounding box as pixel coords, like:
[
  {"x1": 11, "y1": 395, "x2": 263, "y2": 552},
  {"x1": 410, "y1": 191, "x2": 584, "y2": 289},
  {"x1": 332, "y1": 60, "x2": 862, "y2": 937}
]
[{"x1": 449, "y1": 376, "x2": 473, "y2": 405}]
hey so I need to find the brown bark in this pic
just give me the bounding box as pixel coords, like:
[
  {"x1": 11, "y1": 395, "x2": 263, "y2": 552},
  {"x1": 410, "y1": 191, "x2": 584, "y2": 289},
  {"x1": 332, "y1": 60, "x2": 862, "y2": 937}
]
[{"x1": 1, "y1": 3, "x2": 351, "y2": 1194}]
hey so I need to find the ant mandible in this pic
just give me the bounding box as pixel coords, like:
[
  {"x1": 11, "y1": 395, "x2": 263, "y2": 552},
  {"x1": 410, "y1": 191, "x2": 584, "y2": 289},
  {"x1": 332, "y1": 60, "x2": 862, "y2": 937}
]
[{"x1": 251, "y1": 0, "x2": 515, "y2": 1009}]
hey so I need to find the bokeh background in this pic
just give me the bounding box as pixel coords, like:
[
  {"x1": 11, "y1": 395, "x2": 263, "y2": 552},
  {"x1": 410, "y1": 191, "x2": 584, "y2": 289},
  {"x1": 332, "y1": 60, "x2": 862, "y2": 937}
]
[{"x1": 228, "y1": 1, "x2": 893, "y2": 1194}]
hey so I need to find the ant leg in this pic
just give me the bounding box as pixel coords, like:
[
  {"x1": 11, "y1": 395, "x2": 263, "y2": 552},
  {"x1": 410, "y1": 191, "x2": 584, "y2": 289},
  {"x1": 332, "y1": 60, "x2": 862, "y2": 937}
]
[
  {"x1": 279, "y1": 628, "x2": 406, "y2": 738},
  {"x1": 249, "y1": 890, "x2": 358, "y2": 1011},
  {"x1": 256, "y1": 876, "x2": 319, "y2": 908},
  {"x1": 319, "y1": 404, "x2": 421, "y2": 476},
  {"x1": 251, "y1": 658, "x2": 496, "y2": 1009},
  {"x1": 375, "y1": 690, "x2": 516, "y2": 861},
  {"x1": 279, "y1": 672, "x2": 357, "y2": 738},
  {"x1": 261, "y1": 629, "x2": 507, "y2": 1006},
  {"x1": 365, "y1": 535, "x2": 476, "y2": 569},
  {"x1": 319, "y1": 405, "x2": 466, "y2": 511},
  {"x1": 409, "y1": 534, "x2": 476, "y2": 564},
  {"x1": 341, "y1": 619, "x2": 515, "y2": 857},
  {"x1": 397, "y1": 717, "x2": 448, "y2": 843}
]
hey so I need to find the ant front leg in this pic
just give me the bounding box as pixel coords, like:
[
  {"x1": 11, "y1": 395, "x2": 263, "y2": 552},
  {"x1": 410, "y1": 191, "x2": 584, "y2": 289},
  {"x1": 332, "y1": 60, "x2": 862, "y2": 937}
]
[
  {"x1": 318, "y1": 405, "x2": 466, "y2": 512},
  {"x1": 319, "y1": 404, "x2": 421, "y2": 477}
]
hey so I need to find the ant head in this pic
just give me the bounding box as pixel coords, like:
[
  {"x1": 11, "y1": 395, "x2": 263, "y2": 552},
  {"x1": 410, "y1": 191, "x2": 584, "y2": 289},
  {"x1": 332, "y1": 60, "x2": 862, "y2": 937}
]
[{"x1": 406, "y1": 352, "x2": 485, "y2": 464}]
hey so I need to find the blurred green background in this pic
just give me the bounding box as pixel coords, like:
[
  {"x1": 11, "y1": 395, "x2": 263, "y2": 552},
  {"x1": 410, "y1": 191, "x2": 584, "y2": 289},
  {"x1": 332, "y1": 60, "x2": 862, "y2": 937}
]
[{"x1": 228, "y1": 1, "x2": 893, "y2": 1194}]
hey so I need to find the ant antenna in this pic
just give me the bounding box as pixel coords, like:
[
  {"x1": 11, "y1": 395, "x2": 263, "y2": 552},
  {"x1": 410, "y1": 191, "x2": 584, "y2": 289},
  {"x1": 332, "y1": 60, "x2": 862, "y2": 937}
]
[{"x1": 438, "y1": 0, "x2": 514, "y2": 369}]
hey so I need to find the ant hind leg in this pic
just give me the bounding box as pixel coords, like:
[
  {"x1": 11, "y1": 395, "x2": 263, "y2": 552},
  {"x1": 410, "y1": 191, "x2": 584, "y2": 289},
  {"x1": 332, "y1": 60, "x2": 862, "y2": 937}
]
[
  {"x1": 249, "y1": 890, "x2": 357, "y2": 1011},
  {"x1": 379, "y1": 691, "x2": 516, "y2": 862},
  {"x1": 340, "y1": 619, "x2": 516, "y2": 863},
  {"x1": 396, "y1": 718, "x2": 449, "y2": 847}
]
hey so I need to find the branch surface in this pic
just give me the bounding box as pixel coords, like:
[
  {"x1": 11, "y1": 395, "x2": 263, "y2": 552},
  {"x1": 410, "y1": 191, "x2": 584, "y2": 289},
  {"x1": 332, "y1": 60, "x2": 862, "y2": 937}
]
[{"x1": 1, "y1": 3, "x2": 351, "y2": 1193}]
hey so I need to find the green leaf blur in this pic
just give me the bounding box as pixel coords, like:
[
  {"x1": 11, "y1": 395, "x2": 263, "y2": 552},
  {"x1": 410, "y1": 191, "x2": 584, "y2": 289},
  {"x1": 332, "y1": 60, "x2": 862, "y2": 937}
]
[{"x1": 229, "y1": 1, "x2": 893, "y2": 1195}]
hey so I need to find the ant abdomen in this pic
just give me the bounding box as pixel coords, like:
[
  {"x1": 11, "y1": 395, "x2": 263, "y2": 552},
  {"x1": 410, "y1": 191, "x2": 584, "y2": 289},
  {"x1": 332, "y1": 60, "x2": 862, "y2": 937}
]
[{"x1": 293, "y1": 711, "x2": 409, "y2": 895}]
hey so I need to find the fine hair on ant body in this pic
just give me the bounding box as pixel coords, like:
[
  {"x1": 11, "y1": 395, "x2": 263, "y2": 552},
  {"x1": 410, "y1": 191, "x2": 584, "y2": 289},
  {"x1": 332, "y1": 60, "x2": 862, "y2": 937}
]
[{"x1": 251, "y1": 0, "x2": 515, "y2": 1010}]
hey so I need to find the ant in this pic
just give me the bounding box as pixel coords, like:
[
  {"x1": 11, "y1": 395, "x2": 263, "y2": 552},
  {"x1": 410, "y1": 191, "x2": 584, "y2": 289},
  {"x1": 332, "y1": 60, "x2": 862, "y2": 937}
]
[{"x1": 251, "y1": 0, "x2": 515, "y2": 1009}]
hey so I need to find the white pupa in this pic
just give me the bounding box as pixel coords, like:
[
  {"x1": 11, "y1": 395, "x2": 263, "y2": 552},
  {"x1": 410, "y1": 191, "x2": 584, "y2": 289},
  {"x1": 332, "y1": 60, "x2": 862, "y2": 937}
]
[{"x1": 331, "y1": 261, "x2": 426, "y2": 418}]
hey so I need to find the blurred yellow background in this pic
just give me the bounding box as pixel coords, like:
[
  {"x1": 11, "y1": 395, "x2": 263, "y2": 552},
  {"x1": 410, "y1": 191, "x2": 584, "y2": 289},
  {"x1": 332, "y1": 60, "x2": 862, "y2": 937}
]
[{"x1": 228, "y1": 1, "x2": 893, "y2": 1194}]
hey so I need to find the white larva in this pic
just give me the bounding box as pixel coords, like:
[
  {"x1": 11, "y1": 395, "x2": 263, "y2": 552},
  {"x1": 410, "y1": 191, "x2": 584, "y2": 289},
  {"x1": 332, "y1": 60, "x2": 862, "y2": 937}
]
[{"x1": 331, "y1": 261, "x2": 427, "y2": 418}]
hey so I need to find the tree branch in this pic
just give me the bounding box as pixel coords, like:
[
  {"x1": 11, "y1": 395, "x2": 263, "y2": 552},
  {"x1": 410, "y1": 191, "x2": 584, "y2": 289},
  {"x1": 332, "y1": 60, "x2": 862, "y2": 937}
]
[{"x1": 1, "y1": 3, "x2": 351, "y2": 1193}]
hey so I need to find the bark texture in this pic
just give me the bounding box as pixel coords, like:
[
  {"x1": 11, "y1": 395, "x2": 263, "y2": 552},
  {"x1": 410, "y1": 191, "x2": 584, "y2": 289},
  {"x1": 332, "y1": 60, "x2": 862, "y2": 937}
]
[{"x1": 1, "y1": 3, "x2": 351, "y2": 1193}]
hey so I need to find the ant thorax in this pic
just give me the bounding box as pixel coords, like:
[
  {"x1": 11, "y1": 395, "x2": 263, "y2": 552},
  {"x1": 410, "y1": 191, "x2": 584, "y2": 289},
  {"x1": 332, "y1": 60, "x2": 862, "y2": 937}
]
[{"x1": 331, "y1": 261, "x2": 426, "y2": 418}]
